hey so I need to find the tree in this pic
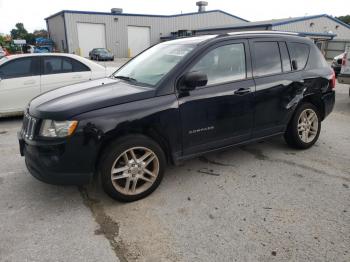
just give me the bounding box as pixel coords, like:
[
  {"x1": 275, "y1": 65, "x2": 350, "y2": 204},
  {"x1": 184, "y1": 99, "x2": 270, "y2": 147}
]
[
  {"x1": 336, "y1": 15, "x2": 350, "y2": 25},
  {"x1": 0, "y1": 34, "x2": 5, "y2": 46},
  {"x1": 33, "y1": 29, "x2": 48, "y2": 38},
  {"x1": 10, "y1": 23, "x2": 28, "y2": 39}
]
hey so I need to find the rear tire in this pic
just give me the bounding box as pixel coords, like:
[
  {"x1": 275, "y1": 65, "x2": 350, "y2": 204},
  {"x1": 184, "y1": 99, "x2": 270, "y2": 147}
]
[
  {"x1": 284, "y1": 103, "x2": 321, "y2": 149},
  {"x1": 99, "y1": 135, "x2": 166, "y2": 202}
]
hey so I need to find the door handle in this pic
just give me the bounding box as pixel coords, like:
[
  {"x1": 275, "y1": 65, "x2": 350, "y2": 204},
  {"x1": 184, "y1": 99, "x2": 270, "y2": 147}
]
[
  {"x1": 234, "y1": 87, "x2": 251, "y2": 95},
  {"x1": 72, "y1": 75, "x2": 82, "y2": 79}
]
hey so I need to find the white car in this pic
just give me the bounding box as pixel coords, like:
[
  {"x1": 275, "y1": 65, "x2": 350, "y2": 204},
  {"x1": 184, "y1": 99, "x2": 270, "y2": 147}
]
[{"x1": 0, "y1": 53, "x2": 113, "y2": 117}]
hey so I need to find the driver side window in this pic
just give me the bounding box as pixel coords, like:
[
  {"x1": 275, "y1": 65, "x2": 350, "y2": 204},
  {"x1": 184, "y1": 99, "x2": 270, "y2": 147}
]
[{"x1": 190, "y1": 43, "x2": 246, "y2": 86}]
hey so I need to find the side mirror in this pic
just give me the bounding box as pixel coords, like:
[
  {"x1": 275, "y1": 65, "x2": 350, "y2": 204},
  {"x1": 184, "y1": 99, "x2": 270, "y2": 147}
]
[
  {"x1": 291, "y1": 60, "x2": 298, "y2": 71},
  {"x1": 178, "y1": 71, "x2": 208, "y2": 91}
]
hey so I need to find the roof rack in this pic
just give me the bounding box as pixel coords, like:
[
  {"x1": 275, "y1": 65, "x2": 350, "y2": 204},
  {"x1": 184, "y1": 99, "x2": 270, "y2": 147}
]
[{"x1": 216, "y1": 30, "x2": 301, "y2": 38}]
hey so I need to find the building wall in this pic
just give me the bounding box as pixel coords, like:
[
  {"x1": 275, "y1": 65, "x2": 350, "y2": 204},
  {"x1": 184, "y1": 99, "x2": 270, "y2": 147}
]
[
  {"x1": 272, "y1": 16, "x2": 350, "y2": 40},
  {"x1": 48, "y1": 11, "x2": 247, "y2": 57},
  {"x1": 46, "y1": 14, "x2": 67, "y2": 52}
]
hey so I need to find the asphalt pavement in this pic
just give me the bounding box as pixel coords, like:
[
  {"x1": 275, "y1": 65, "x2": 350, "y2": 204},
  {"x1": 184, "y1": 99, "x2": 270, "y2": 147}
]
[{"x1": 0, "y1": 82, "x2": 349, "y2": 262}]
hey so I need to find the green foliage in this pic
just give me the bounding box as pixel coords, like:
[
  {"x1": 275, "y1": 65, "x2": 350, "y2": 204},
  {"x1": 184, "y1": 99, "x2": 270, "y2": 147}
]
[
  {"x1": 10, "y1": 23, "x2": 28, "y2": 40},
  {"x1": 9, "y1": 23, "x2": 45, "y2": 45},
  {"x1": 0, "y1": 35, "x2": 5, "y2": 46},
  {"x1": 336, "y1": 15, "x2": 350, "y2": 25},
  {"x1": 33, "y1": 29, "x2": 48, "y2": 38}
]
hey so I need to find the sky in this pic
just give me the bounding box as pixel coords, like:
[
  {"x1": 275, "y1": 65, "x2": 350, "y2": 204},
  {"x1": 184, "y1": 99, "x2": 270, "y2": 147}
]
[{"x1": 0, "y1": 0, "x2": 349, "y2": 34}]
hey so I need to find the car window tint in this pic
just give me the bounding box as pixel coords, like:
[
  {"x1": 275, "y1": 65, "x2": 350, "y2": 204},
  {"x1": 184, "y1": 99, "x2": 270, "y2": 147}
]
[
  {"x1": 279, "y1": 42, "x2": 292, "y2": 72},
  {"x1": 287, "y1": 42, "x2": 310, "y2": 70},
  {"x1": 62, "y1": 59, "x2": 73, "y2": 72},
  {"x1": 0, "y1": 58, "x2": 33, "y2": 79},
  {"x1": 190, "y1": 43, "x2": 246, "y2": 86},
  {"x1": 43, "y1": 57, "x2": 73, "y2": 74},
  {"x1": 253, "y1": 42, "x2": 282, "y2": 77},
  {"x1": 70, "y1": 58, "x2": 90, "y2": 72}
]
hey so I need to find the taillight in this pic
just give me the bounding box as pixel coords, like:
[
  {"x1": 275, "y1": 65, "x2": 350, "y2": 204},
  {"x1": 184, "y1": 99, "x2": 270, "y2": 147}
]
[{"x1": 330, "y1": 70, "x2": 336, "y2": 89}]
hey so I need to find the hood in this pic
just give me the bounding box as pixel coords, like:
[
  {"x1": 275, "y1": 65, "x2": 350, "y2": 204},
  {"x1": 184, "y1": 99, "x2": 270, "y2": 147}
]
[{"x1": 29, "y1": 78, "x2": 156, "y2": 120}]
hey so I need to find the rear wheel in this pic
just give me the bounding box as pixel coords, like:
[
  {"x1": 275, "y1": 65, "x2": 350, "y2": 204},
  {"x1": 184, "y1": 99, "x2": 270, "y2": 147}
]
[
  {"x1": 284, "y1": 103, "x2": 321, "y2": 149},
  {"x1": 99, "y1": 135, "x2": 166, "y2": 202}
]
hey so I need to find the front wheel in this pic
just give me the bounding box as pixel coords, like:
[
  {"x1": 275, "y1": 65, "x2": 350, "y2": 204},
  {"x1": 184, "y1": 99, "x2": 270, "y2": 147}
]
[
  {"x1": 99, "y1": 135, "x2": 166, "y2": 202},
  {"x1": 284, "y1": 103, "x2": 321, "y2": 149}
]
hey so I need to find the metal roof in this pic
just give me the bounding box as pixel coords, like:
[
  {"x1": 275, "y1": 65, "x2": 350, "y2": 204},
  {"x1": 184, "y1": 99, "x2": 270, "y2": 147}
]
[
  {"x1": 197, "y1": 14, "x2": 350, "y2": 32},
  {"x1": 45, "y1": 9, "x2": 249, "y2": 22}
]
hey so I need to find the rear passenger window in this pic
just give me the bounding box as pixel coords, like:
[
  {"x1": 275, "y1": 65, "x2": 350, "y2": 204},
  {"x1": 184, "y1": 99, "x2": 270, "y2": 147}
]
[
  {"x1": 279, "y1": 42, "x2": 292, "y2": 72},
  {"x1": 253, "y1": 42, "x2": 282, "y2": 77},
  {"x1": 190, "y1": 43, "x2": 246, "y2": 86},
  {"x1": 287, "y1": 42, "x2": 310, "y2": 70},
  {"x1": 43, "y1": 56, "x2": 89, "y2": 74},
  {"x1": 43, "y1": 57, "x2": 71, "y2": 75}
]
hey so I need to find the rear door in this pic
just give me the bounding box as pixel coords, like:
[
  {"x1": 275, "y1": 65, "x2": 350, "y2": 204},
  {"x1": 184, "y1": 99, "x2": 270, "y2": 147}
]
[
  {"x1": 250, "y1": 38, "x2": 307, "y2": 138},
  {"x1": 0, "y1": 57, "x2": 40, "y2": 113},
  {"x1": 40, "y1": 56, "x2": 91, "y2": 93},
  {"x1": 178, "y1": 40, "x2": 255, "y2": 156}
]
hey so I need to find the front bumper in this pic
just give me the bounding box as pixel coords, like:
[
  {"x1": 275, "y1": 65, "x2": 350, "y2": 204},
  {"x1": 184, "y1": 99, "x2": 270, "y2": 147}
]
[{"x1": 18, "y1": 132, "x2": 95, "y2": 185}]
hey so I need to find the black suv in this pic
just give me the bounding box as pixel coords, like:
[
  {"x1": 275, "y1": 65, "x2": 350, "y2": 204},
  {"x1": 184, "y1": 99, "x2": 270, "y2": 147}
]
[{"x1": 18, "y1": 32, "x2": 335, "y2": 202}]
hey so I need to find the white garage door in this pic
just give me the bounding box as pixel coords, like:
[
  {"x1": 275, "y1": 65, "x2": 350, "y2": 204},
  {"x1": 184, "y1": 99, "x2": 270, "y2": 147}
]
[
  {"x1": 77, "y1": 23, "x2": 106, "y2": 57},
  {"x1": 127, "y1": 26, "x2": 151, "y2": 57}
]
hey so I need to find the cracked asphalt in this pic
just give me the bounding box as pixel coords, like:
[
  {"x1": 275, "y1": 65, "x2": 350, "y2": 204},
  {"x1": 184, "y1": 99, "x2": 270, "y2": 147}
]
[{"x1": 0, "y1": 82, "x2": 349, "y2": 262}]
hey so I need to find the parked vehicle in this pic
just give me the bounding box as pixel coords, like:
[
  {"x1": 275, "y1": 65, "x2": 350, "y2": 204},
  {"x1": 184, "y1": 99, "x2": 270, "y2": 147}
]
[
  {"x1": 19, "y1": 32, "x2": 335, "y2": 202},
  {"x1": 337, "y1": 46, "x2": 350, "y2": 96},
  {"x1": 89, "y1": 48, "x2": 114, "y2": 61},
  {"x1": 0, "y1": 53, "x2": 109, "y2": 117},
  {"x1": 331, "y1": 52, "x2": 345, "y2": 76}
]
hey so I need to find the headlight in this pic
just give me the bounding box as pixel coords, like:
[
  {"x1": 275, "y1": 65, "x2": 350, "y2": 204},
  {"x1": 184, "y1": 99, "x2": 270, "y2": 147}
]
[{"x1": 39, "y1": 120, "x2": 78, "y2": 138}]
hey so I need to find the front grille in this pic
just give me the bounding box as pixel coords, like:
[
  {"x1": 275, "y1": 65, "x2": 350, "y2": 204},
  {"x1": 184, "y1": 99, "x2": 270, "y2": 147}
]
[{"x1": 21, "y1": 111, "x2": 38, "y2": 140}]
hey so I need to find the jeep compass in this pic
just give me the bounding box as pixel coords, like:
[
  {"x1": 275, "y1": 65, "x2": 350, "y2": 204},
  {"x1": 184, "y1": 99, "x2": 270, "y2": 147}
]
[{"x1": 18, "y1": 31, "x2": 335, "y2": 202}]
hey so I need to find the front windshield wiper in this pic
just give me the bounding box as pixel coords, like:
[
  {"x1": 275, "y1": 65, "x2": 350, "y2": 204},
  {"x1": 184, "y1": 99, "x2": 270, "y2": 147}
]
[
  {"x1": 113, "y1": 75, "x2": 153, "y2": 87},
  {"x1": 114, "y1": 75, "x2": 138, "y2": 82}
]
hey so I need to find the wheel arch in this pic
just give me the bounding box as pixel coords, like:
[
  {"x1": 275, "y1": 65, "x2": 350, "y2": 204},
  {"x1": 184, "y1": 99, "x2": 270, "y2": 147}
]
[
  {"x1": 94, "y1": 127, "x2": 173, "y2": 176},
  {"x1": 298, "y1": 94, "x2": 325, "y2": 120}
]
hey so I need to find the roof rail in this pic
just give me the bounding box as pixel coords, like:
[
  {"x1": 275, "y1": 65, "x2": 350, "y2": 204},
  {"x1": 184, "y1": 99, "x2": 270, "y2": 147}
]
[{"x1": 225, "y1": 30, "x2": 301, "y2": 37}]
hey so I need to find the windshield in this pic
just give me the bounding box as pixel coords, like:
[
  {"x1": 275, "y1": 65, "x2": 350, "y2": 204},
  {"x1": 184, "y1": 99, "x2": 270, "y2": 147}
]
[{"x1": 113, "y1": 43, "x2": 195, "y2": 86}]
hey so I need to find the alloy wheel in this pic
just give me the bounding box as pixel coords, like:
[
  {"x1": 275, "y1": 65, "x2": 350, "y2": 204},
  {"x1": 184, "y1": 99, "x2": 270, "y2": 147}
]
[
  {"x1": 297, "y1": 109, "x2": 319, "y2": 143},
  {"x1": 110, "y1": 147, "x2": 159, "y2": 195}
]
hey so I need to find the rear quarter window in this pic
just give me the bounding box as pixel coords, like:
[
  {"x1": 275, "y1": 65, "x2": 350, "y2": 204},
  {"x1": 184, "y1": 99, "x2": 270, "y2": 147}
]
[
  {"x1": 307, "y1": 45, "x2": 329, "y2": 69},
  {"x1": 287, "y1": 42, "x2": 310, "y2": 70}
]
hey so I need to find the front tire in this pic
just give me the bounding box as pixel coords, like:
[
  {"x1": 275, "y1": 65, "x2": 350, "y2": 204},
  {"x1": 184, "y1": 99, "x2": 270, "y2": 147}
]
[
  {"x1": 99, "y1": 135, "x2": 166, "y2": 202},
  {"x1": 284, "y1": 103, "x2": 321, "y2": 149}
]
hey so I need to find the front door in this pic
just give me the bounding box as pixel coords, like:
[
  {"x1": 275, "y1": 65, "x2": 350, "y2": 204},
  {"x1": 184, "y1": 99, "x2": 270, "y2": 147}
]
[
  {"x1": 0, "y1": 57, "x2": 40, "y2": 114},
  {"x1": 177, "y1": 40, "x2": 255, "y2": 156}
]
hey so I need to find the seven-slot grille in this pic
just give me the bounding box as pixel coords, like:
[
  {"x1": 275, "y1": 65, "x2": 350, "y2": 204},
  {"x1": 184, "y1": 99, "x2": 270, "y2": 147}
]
[{"x1": 21, "y1": 112, "x2": 38, "y2": 140}]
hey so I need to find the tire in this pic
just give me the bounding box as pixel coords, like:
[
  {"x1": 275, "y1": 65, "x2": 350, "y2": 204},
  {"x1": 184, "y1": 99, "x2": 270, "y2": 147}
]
[
  {"x1": 99, "y1": 135, "x2": 166, "y2": 202},
  {"x1": 284, "y1": 102, "x2": 321, "y2": 149}
]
